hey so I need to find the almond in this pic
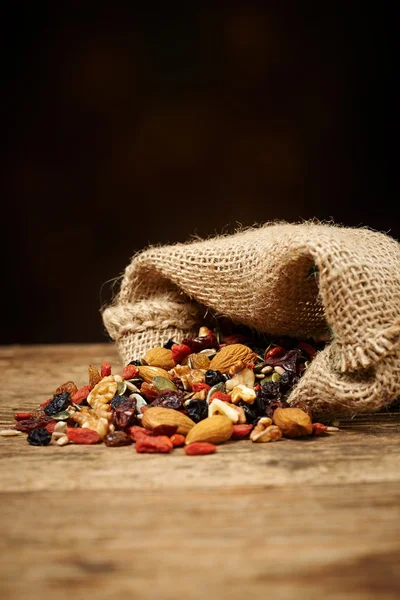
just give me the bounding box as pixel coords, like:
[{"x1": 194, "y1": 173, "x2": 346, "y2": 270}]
[
  {"x1": 185, "y1": 415, "x2": 233, "y2": 445},
  {"x1": 144, "y1": 347, "x2": 175, "y2": 370},
  {"x1": 142, "y1": 407, "x2": 195, "y2": 436},
  {"x1": 209, "y1": 344, "x2": 256, "y2": 373},
  {"x1": 138, "y1": 365, "x2": 173, "y2": 383},
  {"x1": 272, "y1": 408, "x2": 313, "y2": 438}
]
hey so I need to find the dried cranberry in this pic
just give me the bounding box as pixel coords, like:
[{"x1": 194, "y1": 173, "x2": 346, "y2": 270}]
[
  {"x1": 113, "y1": 397, "x2": 137, "y2": 430},
  {"x1": 149, "y1": 389, "x2": 184, "y2": 410},
  {"x1": 44, "y1": 392, "x2": 71, "y2": 416},
  {"x1": 181, "y1": 333, "x2": 219, "y2": 353},
  {"x1": 264, "y1": 348, "x2": 302, "y2": 373},
  {"x1": 27, "y1": 428, "x2": 51, "y2": 446}
]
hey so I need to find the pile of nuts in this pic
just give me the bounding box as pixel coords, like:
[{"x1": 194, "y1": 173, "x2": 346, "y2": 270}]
[{"x1": 2, "y1": 326, "x2": 338, "y2": 455}]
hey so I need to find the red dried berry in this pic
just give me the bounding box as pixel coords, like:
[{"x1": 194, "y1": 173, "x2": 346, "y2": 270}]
[
  {"x1": 312, "y1": 422, "x2": 328, "y2": 436},
  {"x1": 184, "y1": 442, "x2": 217, "y2": 455},
  {"x1": 231, "y1": 424, "x2": 254, "y2": 440},
  {"x1": 128, "y1": 426, "x2": 153, "y2": 441},
  {"x1": 209, "y1": 391, "x2": 231, "y2": 403},
  {"x1": 45, "y1": 421, "x2": 57, "y2": 434},
  {"x1": 171, "y1": 343, "x2": 192, "y2": 363},
  {"x1": 182, "y1": 334, "x2": 219, "y2": 353},
  {"x1": 152, "y1": 424, "x2": 179, "y2": 437},
  {"x1": 298, "y1": 342, "x2": 317, "y2": 360},
  {"x1": 15, "y1": 411, "x2": 53, "y2": 432},
  {"x1": 170, "y1": 434, "x2": 186, "y2": 447},
  {"x1": 254, "y1": 384, "x2": 261, "y2": 392},
  {"x1": 265, "y1": 346, "x2": 286, "y2": 360},
  {"x1": 135, "y1": 435, "x2": 173, "y2": 454},
  {"x1": 122, "y1": 364, "x2": 139, "y2": 380},
  {"x1": 140, "y1": 382, "x2": 159, "y2": 401},
  {"x1": 71, "y1": 385, "x2": 92, "y2": 404},
  {"x1": 101, "y1": 362, "x2": 112, "y2": 377},
  {"x1": 192, "y1": 383, "x2": 211, "y2": 393},
  {"x1": 14, "y1": 412, "x2": 31, "y2": 421},
  {"x1": 66, "y1": 427, "x2": 101, "y2": 445}
]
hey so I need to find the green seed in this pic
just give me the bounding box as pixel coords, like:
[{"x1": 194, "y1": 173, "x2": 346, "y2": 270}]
[
  {"x1": 52, "y1": 411, "x2": 71, "y2": 421},
  {"x1": 117, "y1": 381, "x2": 127, "y2": 395},
  {"x1": 152, "y1": 376, "x2": 177, "y2": 392}
]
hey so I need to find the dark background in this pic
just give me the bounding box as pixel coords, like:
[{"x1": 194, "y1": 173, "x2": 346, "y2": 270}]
[{"x1": 4, "y1": 4, "x2": 396, "y2": 344}]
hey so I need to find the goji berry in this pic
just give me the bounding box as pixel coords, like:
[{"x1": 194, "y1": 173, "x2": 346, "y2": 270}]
[
  {"x1": 254, "y1": 384, "x2": 261, "y2": 392},
  {"x1": 184, "y1": 442, "x2": 217, "y2": 455},
  {"x1": 45, "y1": 421, "x2": 57, "y2": 434},
  {"x1": 14, "y1": 412, "x2": 31, "y2": 421},
  {"x1": 140, "y1": 382, "x2": 159, "y2": 401},
  {"x1": 127, "y1": 425, "x2": 153, "y2": 441},
  {"x1": 170, "y1": 433, "x2": 186, "y2": 447},
  {"x1": 101, "y1": 362, "x2": 112, "y2": 377},
  {"x1": 40, "y1": 398, "x2": 52, "y2": 407},
  {"x1": 297, "y1": 342, "x2": 317, "y2": 360},
  {"x1": 192, "y1": 383, "x2": 211, "y2": 393},
  {"x1": 122, "y1": 364, "x2": 139, "y2": 380},
  {"x1": 209, "y1": 391, "x2": 231, "y2": 403},
  {"x1": 66, "y1": 427, "x2": 100, "y2": 445},
  {"x1": 231, "y1": 424, "x2": 254, "y2": 440},
  {"x1": 171, "y1": 343, "x2": 192, "y2": 363},
  {"x1": 71, "y1": 385, "x2": 92, "y2": 404},
  {"x1": 152, "y1": 424, "x2": 178, "y2": 437},
  {"x1": 312, "y1": 422, "x2": 328, "y2": 436},
  {"x1": 265, "y1": 346, "x2": 286, "y2": 360},
  {"x1": 135, "y1": 435, "x2": 173, "y2": 454}
]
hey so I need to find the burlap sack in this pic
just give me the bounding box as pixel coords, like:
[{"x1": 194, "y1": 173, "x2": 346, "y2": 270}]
[{"x1": 103, "y1": 223, "x2": 400, "y2": 418}]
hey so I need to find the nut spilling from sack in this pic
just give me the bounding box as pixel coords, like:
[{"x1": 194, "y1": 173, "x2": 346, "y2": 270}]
[{"x1": 3, "y1": 326, "x2": 340, "y2": 454}]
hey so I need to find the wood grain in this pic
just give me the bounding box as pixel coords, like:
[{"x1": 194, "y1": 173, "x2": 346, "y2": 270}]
[{"x1": 1, "y1": 345, "x2": 400, "y2": 600}]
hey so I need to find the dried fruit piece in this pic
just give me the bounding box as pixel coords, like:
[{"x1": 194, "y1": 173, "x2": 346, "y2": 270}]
[
  {"x1": 128, "y1": 425, "x2": 153, "y2": 442},
  {"x1": 152, "y1": 424, "x2": 179, "y2": 437},
  {"x1": 140, "y1": 382, "x2": 159, "y2": 401},
  {"x1": 122, "y1": 364, "x2": 140, "y2": 380},
  {"x1": 171, "y1": 343, "x2": 192, "y2": 363},
  {"x1": 312, "y1": 422, "x2": 328, "y2": 435},
  {"x1": 66, "y1": 427, "x2": 101, "y2": 445},
  {"x1": 273, "y1": 408, "x2": 313, "y2": 438},
  {"x1": 185, "y1": 400, "x2": 209, "y2": 423},
  {"x1": 209, "y1": 344, "x2": 256, "y2": 373},
  {"x1": 170, "y1": 433, "x2": 186, "y2": 447},
  {"x1": 101, "y1": 362, "x2": 112, "y2": 377},
  {"x1": 205, "y1": 370, "x2": 225, "y2": 387},
  {"x1": 15, "y1": 412, "x2": 53, "y2": 432},
  {"x1": 55, "y1": 381, "x2": 78, "y2": 397},
  {"x1": 14, "y1": 412, "x2": 31, "y2": 421},
  {"x1": 88, "y1": 365, "x2": 102, "y2": 387},
  {"x1": 265, "y1": 346, "x2": 286, "y2": 360},
  {"x1": 142, "y1": 407, "x2": 195, "y2": 436},
  {"x1": 209, "y1": 391, "x2": 231, "y2": 403},
  {"x1": 27, "y1": 428, "x2": 51, "y2": 446},
  {"x1": 104, "y1": 431, "x2": 132, "y2": 447},
  {"x1": 45, "y1": 421, "x2": 57, "y2": 434},
  {"x1": 231, "y1": 424, "x2": 254, "y2": 439},
  {"x1": 112, "y1": 397, "x2": 137, "y2": 430},
  {"x1": 87, "y1": 376, "x2": 118, "y2": 407},
  {"x1": 71, "y1": 385, "x2": 92, "y2": 404},
  {"x1": 44, "y1": 392, "x2": 71, "y2": 416},
  {"x1": 135, "y1": 436, "x2": 173, "y2": 454},
  {"x1": 185, "y1": 415, "x2": 233, "y2": 445},
  {"x1": 187, "y1": 353, "x2": 211, "y2": 370},
  {"x1": 184, "y1": 442, "x2": 216, "y2": 455},
  {"x1": 297, "y1": 342, "x2": 317, "y2": 360},
  {"x1": 208, "y1": 399, "x2": 239, "y2": 423},
  {"x1": 145, "y1": 347, "x2": 175, "y2": 370},
  {"x1": 192, "y1": 383, "x2": 211, "y2": 393},
  {"x1": 149, "y1": 389, "x2": 184, "y2": 410},
  {"x1": 182, "y1": 333, "x2": 219, "y2": 353}
]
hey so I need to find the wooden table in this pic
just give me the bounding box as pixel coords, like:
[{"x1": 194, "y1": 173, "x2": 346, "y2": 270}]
[{"x1": 1, "y1": 345, "x2": 399, "y2": 600}]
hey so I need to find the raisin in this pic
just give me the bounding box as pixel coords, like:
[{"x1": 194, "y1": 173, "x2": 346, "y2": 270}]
[
  {"x1": 135, "y1": 436, "x2": 173, "y2": 453},
  {"x1": 104, "y1": 431, "x2": 132, "y2": 447},
  {"x1": 205, "y1": 370, "x2": 225, "y2": 387},
  {"x1": 181, "y1": 333, "x2": 219, "y2": 353},
  {"x1": 237, "y1": 401, "x2": 259, "y2": 425},
  {"x1": 185, "y1": 400, "x2": 209, "y2": 423},
  {"x1": 101, "y1": 362, "x2": 112, "y2": 377},
  {"x1": 149, "y1": 389, "x2": 184, "y2": 410},
  {"x1": 55, "y1": 381, "x2": 78, "y2": 397},
  {"x1": 88, "y1": 365, "x2": 102, "y2": 387},
  {"x1": 66, "y1": 427, "x2": 100, "y2": 445},
  {"x1": 27, "y1": 428, "x2": 51, "y2": 446},
  {"x1": 16, "y1": 410, "x2": 53, "y2": 432},
  {"x1": 184, "y1": 442, "x2": 216, "y2": 455},
  {"x1": 112, "y1": 397, "x2": 137, "y2": 430},
  {"x1": 44, "y1": 392, "x2": 71, "y2": 416},
  {"x1": 111, "y1": 394, "x2": 128, "y2": 410}
]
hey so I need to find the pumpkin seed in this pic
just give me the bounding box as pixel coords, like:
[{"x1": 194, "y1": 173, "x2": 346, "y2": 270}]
[
  {"x1": 52, "y1": 411, "x2": 71, "y2": 421},
  {"x1": 153, "y1": 376, "x2": 177, "y2": 392},
  {"x1": 206, "y1": 381, "x2": 225, "y2": 402},
  {"x1": 140, "y1": 358, "x2": 148, "y2": 366},
  {"x1": 72, "y1": 403, "x2": 82, "y2": 411},
  {"x1": 117, "y1": 381, "x2": 127, "y2": 395}
]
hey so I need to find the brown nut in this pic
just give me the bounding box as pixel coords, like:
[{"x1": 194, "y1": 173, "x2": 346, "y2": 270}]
[
  {"x1": 209, "y1": 344, "x2": 256, "y2": 373},
  {"x1": 142, "y1": 407, "x2": 195, "y2": 436},
  {"x1": 250, "y1": 417, "x2": 273, "y2": 442},
  {"x1": 138, "y1": 366, "x2": 173, "y2": 383},
  {"x1": 273, "y1": 408, "x2": 313, "y2": 438},
  {"x1": 252, "y1": 425, "x2": 282, "y2": 443},
  {"x1": 144, "y1": 347, "x2": 175, "y2": 370},
  {"x1": 185, "y1": 416, "x2": 233, "y2": 445}
]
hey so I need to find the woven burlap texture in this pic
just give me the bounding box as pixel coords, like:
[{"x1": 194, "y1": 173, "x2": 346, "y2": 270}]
[{"x1": 103, "y1": 222, "x2": 400, "y2": 417}]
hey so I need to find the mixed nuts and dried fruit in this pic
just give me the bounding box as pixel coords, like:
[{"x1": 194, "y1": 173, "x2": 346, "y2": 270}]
[{"x1": 1, "y1": 326, "x2": 339, "y2": 455}]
